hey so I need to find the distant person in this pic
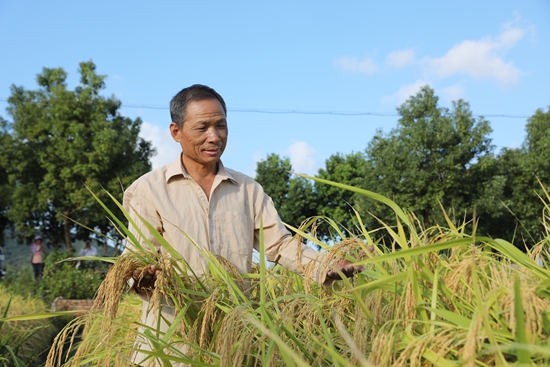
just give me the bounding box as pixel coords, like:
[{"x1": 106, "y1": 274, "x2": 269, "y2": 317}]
[
  {"x1": 0, "y1": 247, "x2": 6, "y2": 280},
  {"x1": 77, "y1": 239, "x2": 98, "y2": 269},
  {"x1": 79, "y1": 239, "x2": 98, "y2": 257},
  {"x1": 31, "y1": 235, "x2": 47, "y2": 280}
]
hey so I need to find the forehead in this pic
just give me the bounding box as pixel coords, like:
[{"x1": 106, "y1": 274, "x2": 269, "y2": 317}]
[{"x1": 185, "y1": 99, "x2": 226, "y2": 122}]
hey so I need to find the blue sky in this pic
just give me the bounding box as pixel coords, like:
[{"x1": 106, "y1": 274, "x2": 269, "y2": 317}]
[{"x1": 0, "y1": 1, "x2": 549, "y2": 177}]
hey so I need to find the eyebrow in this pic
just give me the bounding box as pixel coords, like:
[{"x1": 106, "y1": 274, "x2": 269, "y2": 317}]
[{"x1": 194, "y1": 118, "x2": 227, "y2": 126}]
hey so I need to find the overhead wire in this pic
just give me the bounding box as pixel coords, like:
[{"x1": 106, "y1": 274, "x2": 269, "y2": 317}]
[{"x1": 0, "y1": 98, "x2": 532, "y2": 119}]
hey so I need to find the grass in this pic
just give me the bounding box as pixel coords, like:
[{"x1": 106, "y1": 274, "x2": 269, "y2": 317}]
[{"x1": 40, "y1": 178, "x2": 550, "y2": 366}]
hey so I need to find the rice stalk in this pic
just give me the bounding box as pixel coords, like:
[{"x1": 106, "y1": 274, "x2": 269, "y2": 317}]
[{"x1": 41, "y1": 178, "x2": 550, "y2": 366}]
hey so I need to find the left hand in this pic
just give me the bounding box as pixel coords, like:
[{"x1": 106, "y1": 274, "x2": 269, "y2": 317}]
[
  {"x1": 325, "y1": 245, "x2": 373, "y2": 283},
  {"x1": 131, "y1": 264, "x2": 160, "y2": 296},
  {"x1": 326, "y1": 258, "x2": 364, "y2": 281}
]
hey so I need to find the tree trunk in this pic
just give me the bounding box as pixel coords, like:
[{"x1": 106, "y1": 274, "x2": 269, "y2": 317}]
[
  {"x1": 113, "y1": 242, "x2": 121, "y2": 256},
  {"x1": 63, "y1": 212, "x2": 73, "y2": 253},
  {"x1": 421, "y1": 208, "x2": 430, "y2": 229},
  {"x1": 100, "y1": 239, "x2": 108, "y2": 256}
]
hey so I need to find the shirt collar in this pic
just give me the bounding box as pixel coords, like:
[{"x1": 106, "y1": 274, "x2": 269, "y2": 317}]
[{"x1": 165, "y1": 153, "x2": 237, "y2": 184}]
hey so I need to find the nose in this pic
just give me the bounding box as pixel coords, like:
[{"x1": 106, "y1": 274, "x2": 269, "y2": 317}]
[{"x1": 206, "y1": 127, "x2": 221, "y2": 143}]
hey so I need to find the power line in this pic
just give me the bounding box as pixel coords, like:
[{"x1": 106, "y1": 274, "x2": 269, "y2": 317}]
[
  {"x1": 232, "y1": 108, "x2": 398, "y2": 116},
  {"x1": 122, "y1": 104, "x2": 399, "y2": 116},
  {"x1": 121, "y1": 103, "x2": 531, "y2": 118},
  {"x1": 0, "y1": 98, "x2": 532, "y2": 119}
]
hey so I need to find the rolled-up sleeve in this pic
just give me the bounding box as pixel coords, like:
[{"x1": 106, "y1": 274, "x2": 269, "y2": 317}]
[{"x1": 254, "y1": 188, "x2": 329, "y2": 284}]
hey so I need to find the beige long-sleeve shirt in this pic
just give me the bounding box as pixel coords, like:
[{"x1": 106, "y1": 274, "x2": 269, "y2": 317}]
[
  {"x1": 123, "y1": 155, "x2": 327, "y2": 366},
  {"x1": 123, "y1": 155, "x2": 325, "y2": 279}
]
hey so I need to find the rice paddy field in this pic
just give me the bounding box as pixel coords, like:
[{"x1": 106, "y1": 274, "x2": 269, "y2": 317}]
[
  {"x1": 0, "y1": 286, "x2": 59, "y2": 366},
  {"x1": 41, "y1": 178, "x2": 550, "y2": 366}
]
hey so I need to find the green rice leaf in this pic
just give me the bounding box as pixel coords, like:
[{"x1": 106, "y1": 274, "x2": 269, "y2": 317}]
[
  {"x1": 0, "y1": 311, "x2": 81, "y2": 322},
  {"x1": 296, "y1": 173, "x2": 411, "y2": 227}
]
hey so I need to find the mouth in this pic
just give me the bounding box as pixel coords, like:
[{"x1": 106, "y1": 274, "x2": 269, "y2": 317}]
[{"x1": 203, "y1": 147, "x2": 221, "y2": 156}]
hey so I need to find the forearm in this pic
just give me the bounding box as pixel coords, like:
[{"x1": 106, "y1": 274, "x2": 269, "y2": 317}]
[{"x1": 264, "y1": 234, "x2": 330, "y2": 284}]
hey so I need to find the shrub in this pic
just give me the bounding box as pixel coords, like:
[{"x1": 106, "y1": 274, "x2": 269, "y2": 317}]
[
  {"x1": 2, "y1": 263, "x2": 35, "y2": 298},
  {"x1": 38, "y1": 250, "x2": 107, "y2": 304}
]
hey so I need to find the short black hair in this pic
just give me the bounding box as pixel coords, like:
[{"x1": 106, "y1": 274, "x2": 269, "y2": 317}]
[{"x1": 170, "y1": 84, "x2": 227, "y2": 128}]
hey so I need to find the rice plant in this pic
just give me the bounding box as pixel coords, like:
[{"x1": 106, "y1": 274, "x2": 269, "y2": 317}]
[
  {"x1": 45, "y1": 177, "x2": 550, "y2": 366},
  {"x1": 0, "y1": 286, "x2": 69, "y2": 366}
]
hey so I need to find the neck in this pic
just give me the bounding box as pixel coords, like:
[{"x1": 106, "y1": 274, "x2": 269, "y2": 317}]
[{"x1": 181, "y1": 155, "x2": 218, "y2": 180}]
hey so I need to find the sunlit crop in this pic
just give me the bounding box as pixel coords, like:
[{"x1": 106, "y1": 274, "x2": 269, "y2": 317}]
[{"x1": 44, "y1": 178, "x2": 550, "y2": 367}]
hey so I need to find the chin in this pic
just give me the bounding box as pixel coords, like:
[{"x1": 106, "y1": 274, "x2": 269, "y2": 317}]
[{"x1": 202, "y1": 157, "x2": 221, "y2": 164}]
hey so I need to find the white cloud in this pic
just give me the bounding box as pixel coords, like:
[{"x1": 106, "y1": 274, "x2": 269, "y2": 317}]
[
  {"x1": 441, "y1": 83, "x2": 466, "y2": 102},
  {"x1": 386, "y1": 49, "x2": 415, "y2": 68},
  {"x1": 334, "y1": 55, "x2": 378, "y2": 75},
  {"x1": 139, "y1": 122, "x2": 180, "y2": 170},
  {"x1": 425, "y1": 22, "x2": 527, "y2": 87},
  {"x1": 382, "y1": 80, "x2": 431, "y2": 105},
  {"x1": 285, "y1": 141, "x2": 321, "y2": 176},
  {"x1": 499, "y1": 17, "x2": 528, "y2": 47}
]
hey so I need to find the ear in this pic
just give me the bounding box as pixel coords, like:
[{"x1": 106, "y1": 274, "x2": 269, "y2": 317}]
[{"x1": 169, "y1": 122, "x2": 181, "y2": 142}]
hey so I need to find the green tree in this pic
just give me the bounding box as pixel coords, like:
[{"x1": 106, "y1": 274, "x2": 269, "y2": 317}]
[
  {"x1": 254, "y1": 153, "x2": 317, "y2": 228},
  {"x1": 499, "y1": 107, "x2": 550, "y2": 247},
  {"x1": 362, "y1": 86, "x2": 497, "y2": 231},
  {"x1": 255, "y1": 154, "x2": 292, "y2": 210},
  {"x1": 0, "y1": 118, "x2": 13, "y2": 247},
  {"x1": 0, "y1": 61, "x2": 154, "y2": 251},
  {"x1": 315, "y1": 151, "x2": 367, "y2": 238},
  {"x1": 464, "y1": 153, "x2": 509, "y2": 238},
  {"x1": 285, "y1": 176, "x2": 317, "y2": 227}
]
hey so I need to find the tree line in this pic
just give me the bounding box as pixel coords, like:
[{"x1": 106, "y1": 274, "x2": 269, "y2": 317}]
[
  {"x1": 0, "y1": 63, "x2": 548, "y2": 252},
  {"x1": 255, "y1": 86, "x2": 550, "y2": 250},
  {"x1": 0, "y1": 61, "x2": 155, "y2": 251}
]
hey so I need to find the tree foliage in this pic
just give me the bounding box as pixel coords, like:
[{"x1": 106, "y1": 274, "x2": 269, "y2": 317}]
[
  {"x1": 254, "y1": 153, "x2": 317, "y2": 229},
  {"x1": 255, "y1": 88, "x2": 548, "y2": 250},
  {"x1": 255, "y1": 154, "x2": 292, "y2": 211},
  {"x1": 0, "y1": 61, "x2": 154, "y2": 251},
  {"x1": 361, "y1": 86, "x2": 497, "y2": 231},
  {"x1": 315, "y1": 152, "x2": 367, "y2": 238},
  {"x1": 0, "y1": 118, "x2": 13, "y2": 247},
  {"x1": 498, "y1": 107, "x2": 550, "y2": 246}
]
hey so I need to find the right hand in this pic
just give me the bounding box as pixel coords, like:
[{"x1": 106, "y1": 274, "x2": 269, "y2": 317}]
[{"x1": 131, "y1": 264, "x2": 160, "y2": 296}]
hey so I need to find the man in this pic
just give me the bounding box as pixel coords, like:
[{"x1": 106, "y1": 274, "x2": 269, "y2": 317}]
[
  {"x1": 123, "y1": 84, "x2": 362, "y2": 365},
  {"x1": 76, "y1": 238, "x2": 98, "y2": 269},
  {"x1": 79, "y1": 238, "x2": 98, "y2": 257}
]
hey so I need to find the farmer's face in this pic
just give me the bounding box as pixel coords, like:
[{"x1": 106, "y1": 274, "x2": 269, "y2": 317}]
[{"x1": 170, "y1": 99, "x2": 228, "y2": 169}]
